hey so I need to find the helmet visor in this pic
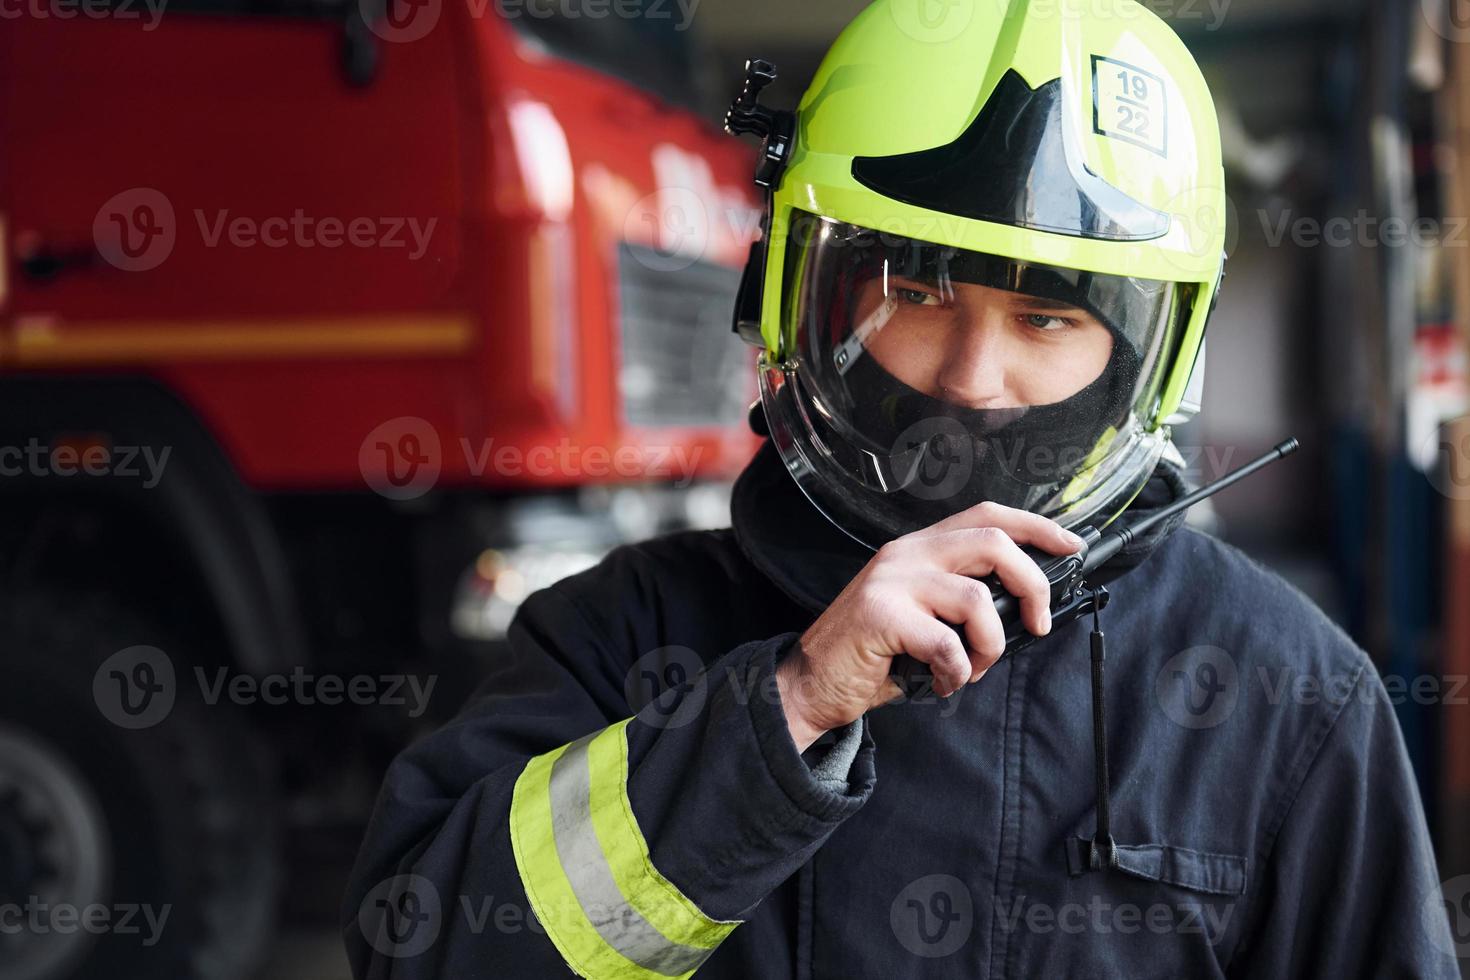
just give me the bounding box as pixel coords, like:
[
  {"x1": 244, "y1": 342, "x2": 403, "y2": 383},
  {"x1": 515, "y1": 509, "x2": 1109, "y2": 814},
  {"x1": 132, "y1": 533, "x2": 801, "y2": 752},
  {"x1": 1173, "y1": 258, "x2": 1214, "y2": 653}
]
[{"x1": 761, "y1": 208, "x2": 1186, "y2": 547}]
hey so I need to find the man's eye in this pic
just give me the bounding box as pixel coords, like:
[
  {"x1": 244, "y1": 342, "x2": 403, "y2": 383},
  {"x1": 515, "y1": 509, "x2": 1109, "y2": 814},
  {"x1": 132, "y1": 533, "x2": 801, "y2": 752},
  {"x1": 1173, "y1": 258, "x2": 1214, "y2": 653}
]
[
  {"x1": 1022, "y1": 313, "x2": 1072, "y2": 331},
  {"x1": 896, "y1": 287, "x2": 941, "y2": 307}
]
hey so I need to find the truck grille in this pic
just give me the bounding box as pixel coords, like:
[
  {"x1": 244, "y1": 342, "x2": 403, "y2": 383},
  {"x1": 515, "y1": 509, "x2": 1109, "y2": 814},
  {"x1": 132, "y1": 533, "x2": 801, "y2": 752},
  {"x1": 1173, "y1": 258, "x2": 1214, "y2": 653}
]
[{"x1": 616, "y1": 242, "x2": 752, "y2": 428}]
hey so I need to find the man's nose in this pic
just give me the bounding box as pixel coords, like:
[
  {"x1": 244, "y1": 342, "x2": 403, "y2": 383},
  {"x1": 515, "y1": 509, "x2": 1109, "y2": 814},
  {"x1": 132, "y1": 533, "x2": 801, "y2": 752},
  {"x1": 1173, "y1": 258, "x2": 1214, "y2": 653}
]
[{"x1": 934, "y1": 310, "x2": 1013, "y2": 408}]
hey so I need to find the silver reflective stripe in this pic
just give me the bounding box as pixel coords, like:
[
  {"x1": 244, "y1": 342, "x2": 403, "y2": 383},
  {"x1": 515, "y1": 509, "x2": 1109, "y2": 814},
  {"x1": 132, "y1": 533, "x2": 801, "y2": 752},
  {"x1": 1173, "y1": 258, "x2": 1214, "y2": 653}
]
[{"x1": 548, "y1": 735, "x2": 716, "y2": 977}]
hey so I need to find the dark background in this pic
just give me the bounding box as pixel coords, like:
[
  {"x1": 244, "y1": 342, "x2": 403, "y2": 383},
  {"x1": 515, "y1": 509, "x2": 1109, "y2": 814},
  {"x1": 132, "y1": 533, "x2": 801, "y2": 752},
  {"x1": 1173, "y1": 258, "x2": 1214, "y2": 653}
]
[{"x1": 4, "y1": 0, "x2": 1469, "y2": 976}]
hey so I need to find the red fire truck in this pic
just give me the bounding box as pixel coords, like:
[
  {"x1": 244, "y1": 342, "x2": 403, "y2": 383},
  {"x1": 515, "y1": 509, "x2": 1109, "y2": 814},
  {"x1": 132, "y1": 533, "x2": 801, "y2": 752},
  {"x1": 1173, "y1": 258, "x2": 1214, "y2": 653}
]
[{"x1": 0, "y1": 6, "x2": 758, "y2": 977}]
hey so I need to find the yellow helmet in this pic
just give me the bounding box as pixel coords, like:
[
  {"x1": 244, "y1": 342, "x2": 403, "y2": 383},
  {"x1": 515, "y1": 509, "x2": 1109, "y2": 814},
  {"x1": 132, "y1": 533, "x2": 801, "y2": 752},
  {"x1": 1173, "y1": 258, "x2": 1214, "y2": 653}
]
[{"x1": 728, "y1": 0, "x2": 1227, "y2": 547}]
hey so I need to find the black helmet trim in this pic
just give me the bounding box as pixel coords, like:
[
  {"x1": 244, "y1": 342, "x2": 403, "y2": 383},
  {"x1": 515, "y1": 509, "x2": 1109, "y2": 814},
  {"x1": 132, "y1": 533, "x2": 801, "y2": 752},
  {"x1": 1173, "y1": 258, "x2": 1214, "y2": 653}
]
[{"x1": 851, "y1": 70, "x2": 1171, "y2": 243}]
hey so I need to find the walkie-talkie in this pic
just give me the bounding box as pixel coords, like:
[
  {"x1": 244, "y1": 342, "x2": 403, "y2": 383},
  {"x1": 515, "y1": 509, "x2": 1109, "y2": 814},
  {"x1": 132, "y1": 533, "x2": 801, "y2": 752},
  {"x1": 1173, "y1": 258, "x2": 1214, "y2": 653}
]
[{"x1": 888, "y1": 439, "x2": 1300, "y2": 697}]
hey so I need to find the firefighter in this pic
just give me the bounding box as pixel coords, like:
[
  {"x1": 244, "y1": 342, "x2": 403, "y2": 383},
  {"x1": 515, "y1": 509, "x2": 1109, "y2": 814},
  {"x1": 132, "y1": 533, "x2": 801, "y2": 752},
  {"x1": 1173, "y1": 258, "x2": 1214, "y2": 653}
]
[{"x1": 344, "y1": 1, "x2": 1459, "y2": 976}]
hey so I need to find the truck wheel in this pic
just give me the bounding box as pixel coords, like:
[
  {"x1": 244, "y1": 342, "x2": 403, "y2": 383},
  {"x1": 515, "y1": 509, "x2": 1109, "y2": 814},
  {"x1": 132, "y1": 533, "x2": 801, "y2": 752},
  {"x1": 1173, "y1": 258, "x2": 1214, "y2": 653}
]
[{"x1": 0, "y1": 593, "x2": 281, "y2": 980}]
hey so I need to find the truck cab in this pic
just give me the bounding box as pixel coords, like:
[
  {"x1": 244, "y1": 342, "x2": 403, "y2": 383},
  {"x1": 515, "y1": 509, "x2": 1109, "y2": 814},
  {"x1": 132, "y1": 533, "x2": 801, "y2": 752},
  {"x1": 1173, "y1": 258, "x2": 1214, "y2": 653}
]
[{"x1": 0, "y1": 5, "x2": 758, "y2": 976}]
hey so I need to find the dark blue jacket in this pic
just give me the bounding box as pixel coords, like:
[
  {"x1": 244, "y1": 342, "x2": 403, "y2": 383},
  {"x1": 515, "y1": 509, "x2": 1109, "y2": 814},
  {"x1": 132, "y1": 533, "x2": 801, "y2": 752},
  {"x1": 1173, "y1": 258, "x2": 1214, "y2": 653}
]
[{"x1": 343, "y1": 441, "x2": 1459, "y2": 978}]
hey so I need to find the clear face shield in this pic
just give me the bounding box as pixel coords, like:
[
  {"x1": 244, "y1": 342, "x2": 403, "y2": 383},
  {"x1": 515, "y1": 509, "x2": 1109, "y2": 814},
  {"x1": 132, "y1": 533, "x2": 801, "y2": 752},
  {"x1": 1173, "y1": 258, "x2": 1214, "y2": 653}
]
[{"x1": 760, "y1": 209, "x2": 1187, "y2": 548}]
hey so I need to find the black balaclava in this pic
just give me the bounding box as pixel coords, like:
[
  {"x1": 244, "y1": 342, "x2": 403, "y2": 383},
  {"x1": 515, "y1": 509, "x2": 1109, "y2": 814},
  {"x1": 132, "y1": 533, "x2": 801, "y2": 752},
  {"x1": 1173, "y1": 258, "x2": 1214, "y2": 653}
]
[
  {"x1": 784, "y1": 210, "x2": 1165, "y2": 535},
  {"x1": 834, "y1": 323, "x2": 1142, "y2": 527}
]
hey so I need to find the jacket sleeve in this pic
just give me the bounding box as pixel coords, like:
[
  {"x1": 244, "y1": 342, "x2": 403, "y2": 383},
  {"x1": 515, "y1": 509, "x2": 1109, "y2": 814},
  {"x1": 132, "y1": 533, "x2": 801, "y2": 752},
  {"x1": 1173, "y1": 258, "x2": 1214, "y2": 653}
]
[
  {"x1": 1226, "y1": 663, "x2": 1460, "y2": 979},
  {"x1": 341, "y1": 575, "x2": 874, "y2": 980}
]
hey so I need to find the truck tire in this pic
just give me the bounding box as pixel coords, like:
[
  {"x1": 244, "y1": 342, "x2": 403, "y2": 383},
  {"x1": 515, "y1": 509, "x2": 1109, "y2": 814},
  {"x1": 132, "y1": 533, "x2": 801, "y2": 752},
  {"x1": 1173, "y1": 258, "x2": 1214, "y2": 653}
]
[{"x1": 0, "y1": 592, "x2": 281, "y2": 980}]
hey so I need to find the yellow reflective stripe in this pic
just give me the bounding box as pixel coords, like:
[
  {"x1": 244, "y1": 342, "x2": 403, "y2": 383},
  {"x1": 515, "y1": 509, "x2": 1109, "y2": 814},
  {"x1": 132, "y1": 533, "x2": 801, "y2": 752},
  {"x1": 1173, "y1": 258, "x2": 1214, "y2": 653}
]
[
  {"x1": 512, "y1": 741, "x2": 610, "y2": 976},
  {"x1": 585, "y1": 720, "x2": 738, "y2": 952},
  {"x1": 549, "y1": 733, "x2": 712, "y2": 974},
  {"x1": 510, "y1": 720, "x2": 739, "y2": 979}
]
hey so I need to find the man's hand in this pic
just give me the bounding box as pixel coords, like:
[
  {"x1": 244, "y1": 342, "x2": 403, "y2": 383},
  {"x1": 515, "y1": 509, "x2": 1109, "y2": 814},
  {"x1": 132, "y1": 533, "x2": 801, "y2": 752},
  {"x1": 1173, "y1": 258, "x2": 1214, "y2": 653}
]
[{"x1": 775, "y1": 502, "x2": 1083, "y2": 751}]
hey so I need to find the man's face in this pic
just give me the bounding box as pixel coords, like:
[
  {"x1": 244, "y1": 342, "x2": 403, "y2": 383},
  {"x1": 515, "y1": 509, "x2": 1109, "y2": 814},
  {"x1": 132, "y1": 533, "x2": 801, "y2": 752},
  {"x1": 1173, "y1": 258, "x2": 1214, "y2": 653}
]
[{"x1": 852, "y1": 275, "x2": 1115, "y2": 410}]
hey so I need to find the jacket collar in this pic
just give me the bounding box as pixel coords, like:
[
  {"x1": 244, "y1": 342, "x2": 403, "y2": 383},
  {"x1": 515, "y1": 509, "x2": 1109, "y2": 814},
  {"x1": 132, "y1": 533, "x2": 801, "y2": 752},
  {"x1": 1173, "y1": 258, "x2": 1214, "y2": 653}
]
[{"x1": 730, "y1": 439, "x2": 1192, "y2": 615}]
